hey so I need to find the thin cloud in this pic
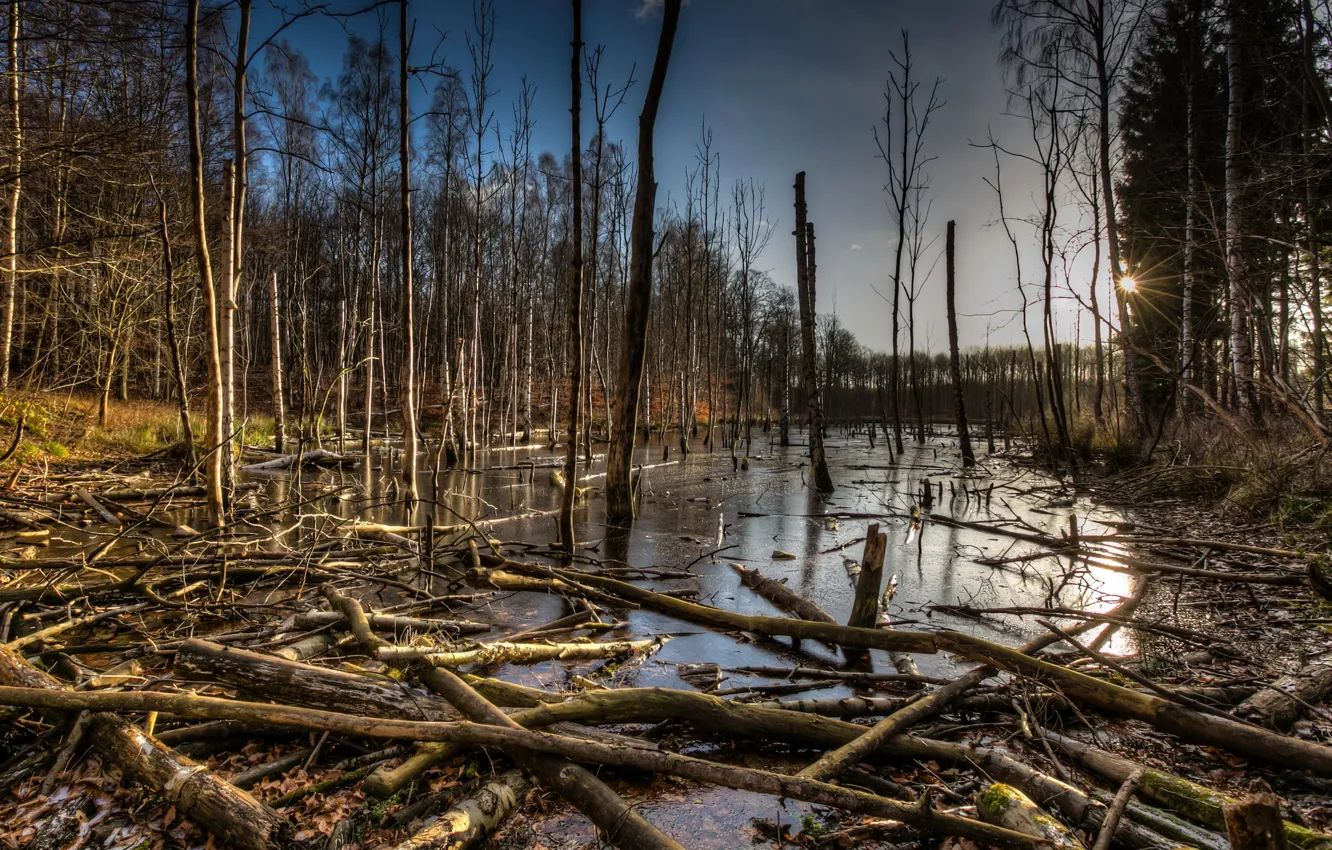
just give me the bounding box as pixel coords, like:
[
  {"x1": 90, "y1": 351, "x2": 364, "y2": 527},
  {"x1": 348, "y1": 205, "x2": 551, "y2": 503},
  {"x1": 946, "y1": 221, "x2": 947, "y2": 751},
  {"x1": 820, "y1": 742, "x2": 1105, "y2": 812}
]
[
  {"x1": 635, "y1": 0, "x2": 690, "y2": 21},
  {"x1": 850, "y1": 243, "x2": 863, "y2": 251}
]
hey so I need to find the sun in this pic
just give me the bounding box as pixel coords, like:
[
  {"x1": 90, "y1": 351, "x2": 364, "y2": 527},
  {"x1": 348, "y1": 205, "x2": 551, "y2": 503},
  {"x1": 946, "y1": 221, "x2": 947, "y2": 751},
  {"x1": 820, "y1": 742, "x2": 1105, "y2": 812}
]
[{"x1": 1119, "y1": 276, "x2": 1138, "y2": 294}]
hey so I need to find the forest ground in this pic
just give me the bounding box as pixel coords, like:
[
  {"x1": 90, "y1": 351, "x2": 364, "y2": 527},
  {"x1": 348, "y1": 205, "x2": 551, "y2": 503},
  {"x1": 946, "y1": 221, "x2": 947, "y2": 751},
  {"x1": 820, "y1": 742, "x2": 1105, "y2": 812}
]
[{"x1": 0, "y1": 393, "x2": 1329, "y2": 849}]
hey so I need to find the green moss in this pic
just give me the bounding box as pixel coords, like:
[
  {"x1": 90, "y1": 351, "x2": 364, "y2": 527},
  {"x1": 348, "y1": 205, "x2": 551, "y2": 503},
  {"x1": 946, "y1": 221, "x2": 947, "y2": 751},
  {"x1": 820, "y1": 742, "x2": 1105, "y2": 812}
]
[
  {"x1": 1139, "y1": 768, "x2": 1332, "y2": 850},
  {"x1": 41, "y1": 440, "x2": 68, "y2": 458},
  {"x1": 979, "y1": 782, "x2": 1018, "y2": 814},
  {"x1": 800, "y1": 814, "x2": 826, "y2": 837}
]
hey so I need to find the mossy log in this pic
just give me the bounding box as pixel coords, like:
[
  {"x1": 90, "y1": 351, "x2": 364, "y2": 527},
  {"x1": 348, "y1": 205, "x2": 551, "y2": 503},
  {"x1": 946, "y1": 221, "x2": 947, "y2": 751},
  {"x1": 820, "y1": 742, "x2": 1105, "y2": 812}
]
[
  {"x1": 977, "y1": 783, "x2": 1088, "y2": 849},
  {"x1": 1046, "y1": 730, "x2": 1332, "y2": 850}
]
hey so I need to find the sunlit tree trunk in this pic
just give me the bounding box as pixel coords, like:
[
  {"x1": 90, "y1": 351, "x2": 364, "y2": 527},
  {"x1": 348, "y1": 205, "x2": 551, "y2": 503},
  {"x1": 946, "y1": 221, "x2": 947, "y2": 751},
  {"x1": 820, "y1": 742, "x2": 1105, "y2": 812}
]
[
  {"x1": 186, "y1": 0, "x2": 226, "y2": 527},
  {"x1": 1303, "y1": 0, "x2": 1325, "y2": 414},
  {"x1": 1180, "y1": 0, "x2": 1198, "y2": 409},
  {"x1": 267, "y1": 272, "x2": 285, "y2": 452},
  {"x1": 223, "y1": 0, "x2": 250, "y2": 491},
  {"x1": 1, "y1": 0, "x2": 19, "y2": 390}
]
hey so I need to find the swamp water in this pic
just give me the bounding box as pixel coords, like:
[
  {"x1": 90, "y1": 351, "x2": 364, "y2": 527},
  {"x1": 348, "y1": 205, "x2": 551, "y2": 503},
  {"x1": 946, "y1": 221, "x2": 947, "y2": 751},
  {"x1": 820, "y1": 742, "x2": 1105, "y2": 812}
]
[{"x1": 26, "y1": 430, "x2": 1137, "y2": 847}]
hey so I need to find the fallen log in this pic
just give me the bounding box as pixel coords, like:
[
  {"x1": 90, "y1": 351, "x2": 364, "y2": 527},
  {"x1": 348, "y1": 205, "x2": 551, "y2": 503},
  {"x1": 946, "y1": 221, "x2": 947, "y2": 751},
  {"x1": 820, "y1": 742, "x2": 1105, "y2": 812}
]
[
  {"x1": 727, "y1": 562, "x2": 839, "y2": 626},
  {"x1": 288, "y1": 610, "x2": 492, "y2": 637},
  {"x1": 490, "y1": 683, "x2": 1182, "y2": 850},
  {"x1": 39, "y1": 482, "x2": 262, "y2": 503},
  {"x1": 1092, "y1": 770, "x2": 1144, "y2": 850},
  {"x1": 240, "y1": 449, "x2": 355, "y2": 472},
  {"x1": 1235, "y1": 654, "x2": 1332, "y2": 730},
  {"x1": 323, "y1": 585, "x2": 685, "y2": 850},
  {"x1": 388, "y1": 768, "x2": 528, "y2": 850},
  {"x1": 491, "y1": 562, "x2": 1332, "y2": 776},
  {"x1": 376, "y1": 637, "x2": 666, "y2": 668},
  {"x1": 0, "y1": 686, "x2": 1048, "y2": 850},
  {"x1": 798, "y1": 671, "x2": 980, "y2": 781},
  {"x1": 727, "y1": 664, "x2": 942, "y2": 685},
  {"x1": 1045, "y1": 730, "x2": 1332, "y2": 850},
  {"x1": 174, "y1": 639, "x2": 457, "y2": 722},
  {"x1": 0, "y1": 645, "x2": 289, "y2": 850},
  {"x1": 977, "y1": 783, "x2": 1087, "y2": 849}
]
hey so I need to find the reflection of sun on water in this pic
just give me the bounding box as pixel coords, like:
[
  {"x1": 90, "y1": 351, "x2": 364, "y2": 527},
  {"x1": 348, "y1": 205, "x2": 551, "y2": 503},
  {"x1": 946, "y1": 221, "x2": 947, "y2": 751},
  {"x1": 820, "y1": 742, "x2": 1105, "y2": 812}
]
[{"x1": 1085, "y1": 539, "x2": 1138, "y2": 657}]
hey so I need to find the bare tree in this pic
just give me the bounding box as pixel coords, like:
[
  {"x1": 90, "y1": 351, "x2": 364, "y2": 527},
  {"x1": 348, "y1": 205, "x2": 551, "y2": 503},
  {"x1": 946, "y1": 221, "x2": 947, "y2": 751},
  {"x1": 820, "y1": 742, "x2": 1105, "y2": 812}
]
[
  {"x1": 604, "y1": 0, "x2": 682, "y2": 523},
  {"x1": 875, "y1": 31, "x2": 942, "y2": 453},
  {"x1": 732, "y1": 178, "x2": 773, "y2": 457},
  {"x1": 946, "y1": 221, "x2": 976, "y2": 465},
  {"x1": 1225, "y1": 0, "x2": 1257, "y2": 421},
  {"x1": 0, "y1": 0, "x2": 17, "y2": 390},
  {"x1": 399, "y1": 0, "x2": 419, "y2": 499},
  {"x1": 794, "y1": 172, "x2": 833, "y2": 493},
  {"x1": 994, "y1": 0, "x2": 1149, "y2": 438},
  {"x1": 559, "y1": 0, "x2": 584, "y2": 550},
  {"x1": 186, "y1": 0, "x2": 226, "y2": 526}
]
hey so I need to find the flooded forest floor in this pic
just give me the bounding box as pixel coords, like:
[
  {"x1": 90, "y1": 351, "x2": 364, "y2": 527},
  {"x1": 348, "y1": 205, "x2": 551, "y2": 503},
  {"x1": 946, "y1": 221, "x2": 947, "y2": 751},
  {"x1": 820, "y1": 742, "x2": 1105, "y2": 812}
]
[{"x1": 0, "y1": 423, "x2": 1330, "y2": 850}]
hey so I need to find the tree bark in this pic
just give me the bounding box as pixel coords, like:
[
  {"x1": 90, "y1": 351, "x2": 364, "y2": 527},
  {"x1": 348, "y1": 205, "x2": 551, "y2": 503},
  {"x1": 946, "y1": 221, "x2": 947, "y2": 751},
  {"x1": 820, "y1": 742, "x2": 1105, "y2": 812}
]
[
  {"x1": 185, "y1": 0, "x2": 226, "y2": 527},
  {"x1": 847, "y1": 523, "x2": 887, "y2": 629},
  {"x1": 399, "y1": 0, "x2": 419, "y2": 500},
  {"x1": 560, "y1": 0, "x2": 584, "y2": 547},
  {"x1": 793, "y1": 173, "x2": 833, "y2": 492},
  {"x1": 946, "y1": 221, "x2": 976, "y2": 466},
  {"x1": 1225, "y1": 0, "x2": 1257, "y2": 420},
  {"x1": 158, "y1": 197, "x2": 196, "y2": 465},
  {"x1": 266, "y1": 272, "x2": 285, "y2": 452},
  {"x1": 0, "y1": 0, "x2": 19, "y2": 390},
  {"x1": 604, "y1": 0, "x2": 682, "y2": 523}
]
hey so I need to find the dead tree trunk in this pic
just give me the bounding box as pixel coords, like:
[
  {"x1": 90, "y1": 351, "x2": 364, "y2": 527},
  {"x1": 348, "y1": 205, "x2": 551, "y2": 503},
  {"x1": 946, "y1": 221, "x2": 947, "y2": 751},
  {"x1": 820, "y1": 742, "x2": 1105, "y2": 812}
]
[
  {"x1": 399, "y1": 0, "x2": 419, "y2": 500},
  {"x1": 158, "y1": 197, "x2": 196, "y2": 466},
  {"x1": 1225, "y1": 0, "x2": 1257, "y2": 421},
  {"x1": 946, "y1": 221, "x2": 975, "y2": 466},
  {"x1": 185, "y1": 0, "x2": 226, "y2": 527},
  {"x1": 604, "y1": 0, "x2": 682, "y2": 523},
  {"x1": 223, "y1": 0, "x2": 251, "y2": 496},
  {"x1": 793, "y1": 173, "x2": 833, "y2": 493},
  {"x1": 266, "y1": 272, "x2": 284, "y2": 452},
  {"x1": 560, "y1": 0, "x2": 585, "y2": 548},
  {"x1": 0, "y1": 0, "x2": 18, "y2": 390}
]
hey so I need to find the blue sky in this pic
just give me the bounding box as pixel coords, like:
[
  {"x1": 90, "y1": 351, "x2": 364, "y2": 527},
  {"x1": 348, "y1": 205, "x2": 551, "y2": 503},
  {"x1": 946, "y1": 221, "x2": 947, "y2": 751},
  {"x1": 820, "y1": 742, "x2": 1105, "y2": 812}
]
[{"x1": 250, "y1": 0, "x2": 1092, "y2": 352}]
